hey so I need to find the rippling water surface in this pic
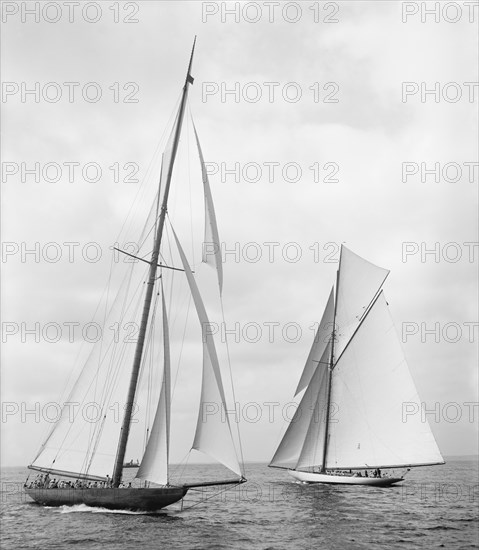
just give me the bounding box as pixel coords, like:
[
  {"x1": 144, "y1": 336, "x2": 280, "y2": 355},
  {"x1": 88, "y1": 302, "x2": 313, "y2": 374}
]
[{"x1": 1, "y1": 458, "x2": 477, "y2": 549}]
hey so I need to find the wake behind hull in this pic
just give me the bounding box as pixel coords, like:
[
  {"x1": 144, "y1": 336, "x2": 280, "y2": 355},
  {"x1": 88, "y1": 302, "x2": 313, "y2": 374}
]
[
  {"x1": 289, "y1": 470, "x2": 404, "y2": 486},
  {"x1": 25, "y1": 486, "x2": 188, "y2": 511}
]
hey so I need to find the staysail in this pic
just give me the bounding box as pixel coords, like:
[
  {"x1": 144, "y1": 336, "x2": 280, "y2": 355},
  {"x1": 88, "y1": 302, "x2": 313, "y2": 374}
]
[
  {"x1": 295, "y1": 345, "x2": 331, "y2": 470},
  {"x1": 136, "y1": 284, "x2": 171, "y2": 486},
  {"x1": 295, "y1": 287, "x2": 334, "y2": 396},
  {"x1": 270, "y1": 343, "x2": 330, "y2": 469}
]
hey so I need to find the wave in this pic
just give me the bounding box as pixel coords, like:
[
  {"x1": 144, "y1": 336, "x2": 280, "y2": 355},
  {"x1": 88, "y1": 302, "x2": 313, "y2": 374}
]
[{"x1": 58, "y1": 504, "x2": 153, "y2": 515}]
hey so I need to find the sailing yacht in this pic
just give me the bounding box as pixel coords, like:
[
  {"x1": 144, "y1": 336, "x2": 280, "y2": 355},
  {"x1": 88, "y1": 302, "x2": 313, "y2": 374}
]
[
  {"x1": 269, "y1": 246, "x2": 444, "y2": 486},
  {"x1": 25, "y1": 39, "x2": 246, "y2": 511}
]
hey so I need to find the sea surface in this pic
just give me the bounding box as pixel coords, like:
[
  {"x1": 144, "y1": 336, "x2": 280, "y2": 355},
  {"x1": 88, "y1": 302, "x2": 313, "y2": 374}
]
[{"x1": 1, "y1": 458, "x2": 477, "y2": 550}]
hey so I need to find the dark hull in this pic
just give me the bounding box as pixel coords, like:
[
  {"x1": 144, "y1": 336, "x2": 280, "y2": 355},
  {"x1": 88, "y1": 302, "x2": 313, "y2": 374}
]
[{"x1": 25, "y1": 486, "x2": 188, "y2": 511}]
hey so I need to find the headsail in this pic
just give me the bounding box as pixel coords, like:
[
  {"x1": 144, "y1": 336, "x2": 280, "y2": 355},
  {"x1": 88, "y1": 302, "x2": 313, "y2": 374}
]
[
  {"x1": 172, "y1": 228, "x2": 242, "y2": 477},
  {"x1": 270, "y1": 343, "x2": 330, "y2": 469},
  {"x1": 295, "y1": 345, "x2": 331, "y2": 470},
  {"x1": 295, "y1": 287, "x2": 334, "y2": 396},
  {"x1": 193, "y1": 121, "x2": 223, "y2": 294},
  {"x1": 136, "y1": 283, "x2": 171, "y2": 486}
]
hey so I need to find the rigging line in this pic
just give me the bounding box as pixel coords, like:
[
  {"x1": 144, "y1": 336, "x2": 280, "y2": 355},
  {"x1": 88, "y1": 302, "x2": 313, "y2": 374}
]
[
  {"x1": 164, "y1": 216, "x2": 194, "y2": 402},
  {"x1": 83, "y1": 265, "x2": 149, "y2": 468},
  {"x1": 137, "y1": 186, "x2": 167, "y2": 253},
  {"x1": 102, "y1": 272, "x2": 148, "y2": 406},
  {"x1": 85, "y1": 411, "x2": 108, "y2": 476},
  {"x1": 134, "y1": 204, "x2": 158, "y2": 257},
  {"x1": 31, "y1": 260, "x2": 126, "y2": 465},
  {"x1": 117, "y1": 93, "x2": 182, "y2": 246},
  {"x1": 332, "y1": 290, "x2": 384, "y2": 370},
  {"x1": 92, "y1": 262, "x2": 147, "y2": 424},
  {"x1": 88, "y1": 233, "x2": 117, "y2": 461},
  {"x1": 172, "y1": 292, "x2": 192, "y2": 402},
  {"x1": 186, "y1": 106, "x2": 195, "y2": 266},
  {"x1": 34, "y1": 100, "x2": 179, "y2": 473},
  {"x1": 163, "y1": 221, "x2": 175, "y2": 317},
  {"x1": 172, "y1": 449, "x2": 192, "y2": 485},
  {"x1": 154, "y1": 155, "x2": 164, "y2": 235},
  {"x1": 163, "y1": 217, "x2": 191, "y2": 333},
  {"x1": 220, "y1": 297, "x2": 246, "y2": 476},
  {"x1": 50, "y1": 326, "x2": 122, "y2": 469},
  {"x1": 180, "y1": 483, "x2": 242, "y2": 511},
  {"x1": 52, "y1": 265, "x2": 148, "y2": 473},
  {"x1": 164, "y1": 215, "x2": 196, "y2": 332}
]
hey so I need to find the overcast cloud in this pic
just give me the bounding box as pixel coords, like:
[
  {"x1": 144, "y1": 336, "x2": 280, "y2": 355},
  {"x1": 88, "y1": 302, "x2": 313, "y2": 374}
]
[{"x1": 1, "y1": 1, "x2": 478, "y2": 467}]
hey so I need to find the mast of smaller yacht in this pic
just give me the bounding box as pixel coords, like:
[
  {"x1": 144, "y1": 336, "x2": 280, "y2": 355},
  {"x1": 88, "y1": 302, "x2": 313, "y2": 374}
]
[
  {"x1": 112, "y1": 38, "x2": 197, "y2": 488},
  {"x1": 319, "y1": 252, "x2": 340, "y2": 473}
]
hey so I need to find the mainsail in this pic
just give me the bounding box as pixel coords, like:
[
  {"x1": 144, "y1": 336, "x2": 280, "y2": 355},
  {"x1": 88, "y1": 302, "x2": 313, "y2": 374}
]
[
  {"x1": 327, "y1": 291, "x2": 444, "y2": 469},
  {"x1": 270, "y1": 245, "x2": 444, "y2": 474}
]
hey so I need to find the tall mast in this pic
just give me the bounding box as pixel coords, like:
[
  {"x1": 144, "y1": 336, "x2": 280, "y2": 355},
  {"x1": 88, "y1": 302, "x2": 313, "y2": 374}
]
[
  {"x1": 112, "y1": 38, "x2": 197, "y2": 487},
  {"x1": 319, "y1": 258, "x2": 340, "y2": 473}
]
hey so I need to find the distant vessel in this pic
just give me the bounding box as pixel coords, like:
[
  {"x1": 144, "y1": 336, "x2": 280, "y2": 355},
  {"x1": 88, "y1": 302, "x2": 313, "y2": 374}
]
[
  {"x1": 25, "y1": 39, "x2": 246, "y2": 511},
  {"x1": 123, "y1": 460, "x2": 140, "y2": 469},
  {"x1": 269, "y1": 246, "x2": 444, "y2": 486}
]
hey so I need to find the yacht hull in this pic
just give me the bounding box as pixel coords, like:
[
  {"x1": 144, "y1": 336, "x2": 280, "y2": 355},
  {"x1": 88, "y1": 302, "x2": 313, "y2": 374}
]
[
  {"x1": 25, "y1": 486, "x2": 188, "y2": 511},
  {"x1": 289, "y1": 470, "x2": 403, "y2": 486}
]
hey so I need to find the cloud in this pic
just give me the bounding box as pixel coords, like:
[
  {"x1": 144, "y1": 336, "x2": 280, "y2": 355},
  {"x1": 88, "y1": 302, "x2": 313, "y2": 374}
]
[{"x1": 2, "y1": 1, "x2": 477, "y2": 468}]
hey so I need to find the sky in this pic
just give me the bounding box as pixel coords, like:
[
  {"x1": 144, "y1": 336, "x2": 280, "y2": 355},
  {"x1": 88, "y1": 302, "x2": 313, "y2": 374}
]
[{"x1": 1, "y1": 1, "x2": 478, "y2": 470}]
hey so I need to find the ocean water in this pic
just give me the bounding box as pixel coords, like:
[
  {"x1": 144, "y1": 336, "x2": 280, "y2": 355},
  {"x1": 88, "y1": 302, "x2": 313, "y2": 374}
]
[{"x1": 1, "y1": 459, "x2": 477, "y2": 550}]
